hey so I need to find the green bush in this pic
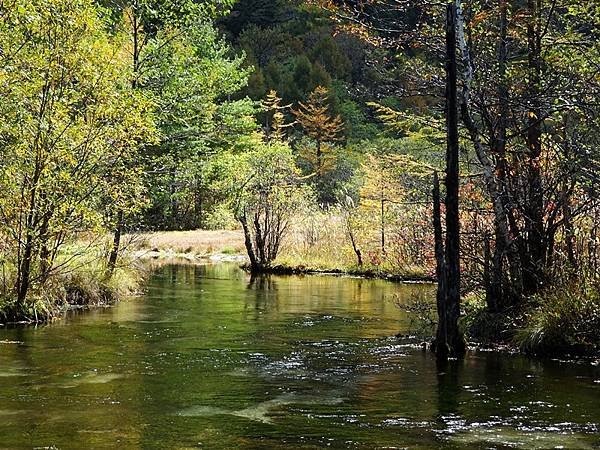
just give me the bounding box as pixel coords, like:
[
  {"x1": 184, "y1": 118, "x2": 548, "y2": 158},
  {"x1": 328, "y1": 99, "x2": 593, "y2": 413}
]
[{"x1": 204, "y1": 204, "x2": 238, "y2": 230}]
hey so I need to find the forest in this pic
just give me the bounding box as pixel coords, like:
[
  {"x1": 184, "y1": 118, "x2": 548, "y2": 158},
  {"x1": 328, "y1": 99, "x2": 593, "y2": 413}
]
[{"x1": 0, "y1": 0, "x2": 599, "y2": 360}]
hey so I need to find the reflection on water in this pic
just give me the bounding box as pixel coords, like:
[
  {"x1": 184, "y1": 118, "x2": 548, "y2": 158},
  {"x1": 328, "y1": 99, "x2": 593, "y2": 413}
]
[{"x1": 0, "y1": 263, "x2": 598, "y2": 449}]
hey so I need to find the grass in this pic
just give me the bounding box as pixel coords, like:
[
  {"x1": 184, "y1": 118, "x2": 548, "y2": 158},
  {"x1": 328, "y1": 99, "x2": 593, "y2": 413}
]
[
  {"x1": 0, "y1": 243, "x2": 145, "y2": 325},
  {"x1": 462, "y1": 278, "x2": 600, "y2": 356},
  {"x1": 269, "y1": 255, "x2": 432, "y2": 281},
  {"x1": 125, "y1": 211, "x2": 433, "y2": 282},
  {"x1": 514, "y1": 279, "x2": 600, "y2": 355},
  {"x1": 127, "y1": 229, "x2": 245, "y2": 257},
  {"x1": 462, "y1": 294, "x2": 522, "y2": 346},
  {"x1": 62, "y1": 263, "x2": 144, "y2": 307},
  {"x1": 271, "y1": 214, "x2": 433, "y2": 281}
]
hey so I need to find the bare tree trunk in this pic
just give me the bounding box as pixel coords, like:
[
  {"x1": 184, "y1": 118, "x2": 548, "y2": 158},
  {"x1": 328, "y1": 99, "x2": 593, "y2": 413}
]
[
  {"x1": 441, "y1": 1, "x2": 464, "y2": 359},
  {"x1": 107, "y1": 210, "x2": 124, "y2": 275},
  {"x1": 433, "y1": 3, "x2": 466, "y2": 360},
  {"x1": 253, "y1": 209, "x2": 266, "y2": 265},
  {"x1": 433, "y1": 171, "x2": 447, "y2": 354},
  {"x1": 17, "y1": 171, "x2": 41, "y2": 305},
  {"x1": 17, "y1": 232, "x2": 34, "y2": 305},
  {"x1": 239, "y1": 213, "x2": 259, "y2": 270},
  {"x1": 342, "y1": 198, "x2": 363, "y2": 266},
  {"x1": 349, "y1": 225, "x2": 363, "y2": 267}
]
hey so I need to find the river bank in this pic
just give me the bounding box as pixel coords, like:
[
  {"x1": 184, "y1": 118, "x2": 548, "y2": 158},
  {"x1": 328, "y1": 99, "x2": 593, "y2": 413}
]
[
  {"x1": 4, "y1": 229, "x2": 597, "y2": 359},
  {"x1": 128, "y1": 230, "x2": 432, "y2": 281},
  {"x1": 128, "y1": 230, "x2": 600, "y2": 358},
  {"x1": 464, "y1": 279, "x2": 600, "y2": 358},
  {"x1": 238, "y1": 263, "x2": 435, "y2": 283},
  {"x1": 0, "y1": 254, "x2": 145, "y2": 326}
]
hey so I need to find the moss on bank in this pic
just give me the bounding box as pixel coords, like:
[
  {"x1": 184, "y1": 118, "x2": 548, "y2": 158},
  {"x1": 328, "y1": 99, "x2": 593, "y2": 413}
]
[{"x1": 0, "y1": 260, "x2": 145, "y2": 325}]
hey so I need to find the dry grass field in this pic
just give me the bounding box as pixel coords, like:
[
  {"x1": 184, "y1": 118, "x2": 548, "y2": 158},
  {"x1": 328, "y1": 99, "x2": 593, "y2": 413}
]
[{"x1": 128, "y1": 229, "x2": 245, "y2": 257}]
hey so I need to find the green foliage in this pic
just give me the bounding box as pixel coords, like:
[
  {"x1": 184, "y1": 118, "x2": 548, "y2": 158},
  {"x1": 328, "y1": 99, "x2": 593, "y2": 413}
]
[
  {"x1": 0, "y1": 0, "x2": 154, "y2": 310},
  {"x1": 336, "y1": 98, "x2": 378, "y2": 142},
  {"x1": 227, "y1": 141, "x2": 315, "y2": 269},
  {"x1": 0, "y1": 249, "x2": 143, "y2": 324},
  {"x1": 310, "y1": 36, "x2": 352, "y2": 81},
  {"x1": 230, "y1": 141, "x2": 313, "y2": 218},
  {"x1": 140, "y1": 20, "x2": 256, "y2": 229},
  {"x1": 221, "y1": 0, "x2": 293, "y2": 36}
]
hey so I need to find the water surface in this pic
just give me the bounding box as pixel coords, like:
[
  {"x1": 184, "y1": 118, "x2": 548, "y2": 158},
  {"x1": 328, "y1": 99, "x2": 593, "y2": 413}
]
[{"x1": 0, "y1": 263, "x2": 599, "y2": 449}]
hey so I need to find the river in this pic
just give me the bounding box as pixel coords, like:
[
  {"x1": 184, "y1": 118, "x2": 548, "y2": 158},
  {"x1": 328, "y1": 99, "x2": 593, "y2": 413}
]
[{"x1": 0, "y1": 263, "x2": 599, "y2": 449}]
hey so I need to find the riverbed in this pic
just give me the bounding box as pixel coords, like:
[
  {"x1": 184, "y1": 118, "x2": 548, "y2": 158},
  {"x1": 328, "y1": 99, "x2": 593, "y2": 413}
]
[{"x1": 0, "y1": 263, "x2": 598, "y2": 448}]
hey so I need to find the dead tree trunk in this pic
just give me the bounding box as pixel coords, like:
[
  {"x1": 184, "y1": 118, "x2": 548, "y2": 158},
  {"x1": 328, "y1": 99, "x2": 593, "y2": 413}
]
[
  {"x1": 435, "y1": 2, "x2": 465, "y2": 360},
  {"x1": 433, "y1": 171, "x2": 447, "y2": 353}
]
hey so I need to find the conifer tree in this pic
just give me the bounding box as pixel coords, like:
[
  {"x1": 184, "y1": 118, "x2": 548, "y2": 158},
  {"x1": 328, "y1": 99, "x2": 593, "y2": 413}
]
[
  {"x1": 261, "y1": 90, "x2": 293, "y2": 142},
  {"x1": 293, "y1": 86, "x2": 344, "y2": 177}
]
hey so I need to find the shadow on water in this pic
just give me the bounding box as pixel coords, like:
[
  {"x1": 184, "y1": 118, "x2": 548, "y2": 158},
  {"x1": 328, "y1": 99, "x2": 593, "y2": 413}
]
[{"x1": 0, "y1": 263, "x2": 598, "y2": 449}]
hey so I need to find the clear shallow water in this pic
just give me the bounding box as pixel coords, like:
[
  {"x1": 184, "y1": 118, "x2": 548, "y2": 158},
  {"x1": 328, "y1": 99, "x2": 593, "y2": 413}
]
[{"x1": 0, "y1": 263, "x2": 599, "y2": 449}]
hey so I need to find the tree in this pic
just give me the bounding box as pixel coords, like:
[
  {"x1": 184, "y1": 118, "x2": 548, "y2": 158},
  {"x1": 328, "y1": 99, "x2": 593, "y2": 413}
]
[
  {"x1": 103, "y1": 0, "x2": 240, "y2": 260},
  {"x1": 141, "y1": 20, "x2": 254, "y2": 230},
  {"x1": 0, "y1": 0, "x2": 154, "y2": 309},
  {"x1": 359, "y1": 154, "x2": 404, "y2": 255},
  {"x1": 221, "y1": 0, "x2": 292, "y2": 36},
  {"x1": 229, "y1": 142, "x2": 313, "y2": 272},
  {"x1": 261, "y1": 90, "x2": 294, "y2": 142},
  {"x1": 293, "y1": 86, "x2": 345, "y2": 178},
  {"x1": 318, "y1": 0, "x2": 600, "y2": 313},
  {"x1": 435, "y1": 2, "x2": 464, "y2": 359},
  {"x1": 310, "y1": 37, "x2": 353, "y2": 81},
  {"x1": 454, "y1": 0, "x2": 600, "y2": 306}
]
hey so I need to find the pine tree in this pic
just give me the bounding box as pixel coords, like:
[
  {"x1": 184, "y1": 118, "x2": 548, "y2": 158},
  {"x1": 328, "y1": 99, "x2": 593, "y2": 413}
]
[
  {"x1": 261, "y1": 90, "x2": 293, "y2": 142},
  {"x1": 292, "y1": 86, "x2": 344, "y2": 177}
]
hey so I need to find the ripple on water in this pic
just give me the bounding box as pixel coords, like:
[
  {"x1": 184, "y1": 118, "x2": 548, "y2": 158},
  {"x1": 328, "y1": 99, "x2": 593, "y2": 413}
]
[
  {"x1": 0, "y1": 369, "x2": 29, "y2": 377},
  {"x1": 434, "y1": 413, "x2": 600, "y2": 449},
  {"x1": 177, "y1": 391, "x2": 345, "y2": 424},
  {"x1": 381, "y1": 417, "x2": 432, "y2": 428},
  {"x1": 447, "y1": 426, "x2": 598, "y2": 449},
  {"x1": 60, "y1": 372, "x2": 124, "y2": 388}
]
